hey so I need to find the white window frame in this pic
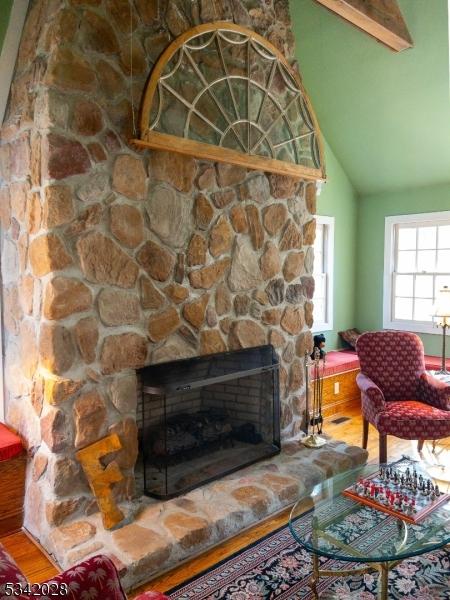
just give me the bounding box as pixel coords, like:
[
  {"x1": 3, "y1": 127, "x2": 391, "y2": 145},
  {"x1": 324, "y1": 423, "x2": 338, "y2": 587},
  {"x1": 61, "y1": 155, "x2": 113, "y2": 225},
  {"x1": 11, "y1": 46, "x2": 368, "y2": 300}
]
[
  {"x1": 312, "y1": 215, "x2": 334, "y2": 333},
  {"x1": 383, "y1": 211, "x2": 450, "y2": 335},
  {"x1": 0, "y1": 0, "x2": 29, "y2": 422}
]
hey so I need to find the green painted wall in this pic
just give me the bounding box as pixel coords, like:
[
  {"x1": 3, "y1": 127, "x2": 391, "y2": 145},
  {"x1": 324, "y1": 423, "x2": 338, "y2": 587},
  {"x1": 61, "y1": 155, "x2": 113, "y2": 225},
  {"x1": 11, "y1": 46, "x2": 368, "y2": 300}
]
[
  {"x1": 292, "y1": 0, "x2": 450, "y2": 356},
  {"x1": 356, "y1": 184, "x2": 450, "y2": 354},
  {"x1": 316, "y1": 141, "x2": 358, "y2": 350},
  {"x1": 0, "y1": 0, "x2": 13, "y2": 54},
  {"x1": 291, "y1": 0, "x2": 450, "y2": 196}
]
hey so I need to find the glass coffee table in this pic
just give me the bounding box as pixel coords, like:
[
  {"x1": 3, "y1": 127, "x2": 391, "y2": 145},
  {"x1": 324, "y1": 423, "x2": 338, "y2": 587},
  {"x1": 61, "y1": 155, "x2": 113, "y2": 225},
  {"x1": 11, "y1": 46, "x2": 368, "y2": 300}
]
[{"x1": 289, "y1": 461, "x2": 450, "y2": 599}]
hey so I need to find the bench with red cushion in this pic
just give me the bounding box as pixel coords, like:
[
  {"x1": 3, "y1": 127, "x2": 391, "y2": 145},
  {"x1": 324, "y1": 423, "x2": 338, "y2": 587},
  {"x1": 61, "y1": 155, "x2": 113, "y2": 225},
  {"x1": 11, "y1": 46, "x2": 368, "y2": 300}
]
[
  {"x1": 322, "y1": 350, "x2": 449, "y2": 378},
  {"x1": 424, "y1": 355, "x2": 450, "y2": 371},
  {"x1": 0, "y1": 423, "x2": 23, "y2": 462},
  {"x1": 322, "y1": 350, "x2": 360, "y2": 377}
]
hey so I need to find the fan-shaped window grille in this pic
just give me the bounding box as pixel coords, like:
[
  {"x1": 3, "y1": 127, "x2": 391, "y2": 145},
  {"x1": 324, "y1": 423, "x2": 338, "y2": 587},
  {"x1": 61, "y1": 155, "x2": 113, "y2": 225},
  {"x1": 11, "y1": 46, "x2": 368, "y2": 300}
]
[{"x1": 133, "y1": 22, "x2": 325, "y2": 181}]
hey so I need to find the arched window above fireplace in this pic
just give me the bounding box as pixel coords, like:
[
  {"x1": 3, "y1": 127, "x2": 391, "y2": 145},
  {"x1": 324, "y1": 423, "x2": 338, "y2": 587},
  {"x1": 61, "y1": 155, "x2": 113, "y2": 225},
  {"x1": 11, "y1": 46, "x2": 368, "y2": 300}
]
[{"x1": 133, "y1": 22, "x2": 325, "y2": 182}]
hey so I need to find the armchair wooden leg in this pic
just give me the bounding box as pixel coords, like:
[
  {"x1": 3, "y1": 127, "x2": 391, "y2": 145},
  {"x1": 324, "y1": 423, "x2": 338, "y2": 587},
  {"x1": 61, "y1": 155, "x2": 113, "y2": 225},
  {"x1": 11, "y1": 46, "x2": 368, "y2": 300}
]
[
  {"x1": 362, "y1": 418, "x2": 369, "y2": 449},
  {"x1": 417, "y1": 439, "x2": 424, "y2": 452},
  {"x1": 379, "y1": 434, "x2": 387, "y2": 464}
]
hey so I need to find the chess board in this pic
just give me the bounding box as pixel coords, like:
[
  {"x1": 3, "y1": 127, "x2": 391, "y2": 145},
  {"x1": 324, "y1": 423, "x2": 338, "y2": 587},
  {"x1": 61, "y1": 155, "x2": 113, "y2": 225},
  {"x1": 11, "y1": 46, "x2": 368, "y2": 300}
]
[{"x1": 343, "y1": 466, "x2": 450, "y2": 524}]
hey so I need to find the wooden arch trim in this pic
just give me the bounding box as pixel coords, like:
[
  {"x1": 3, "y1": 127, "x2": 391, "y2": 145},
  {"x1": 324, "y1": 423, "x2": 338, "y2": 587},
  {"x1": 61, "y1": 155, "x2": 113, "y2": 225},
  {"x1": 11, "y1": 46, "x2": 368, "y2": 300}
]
[{"x1": 132, "y1": 22, "x2": 326, "y2": 181}]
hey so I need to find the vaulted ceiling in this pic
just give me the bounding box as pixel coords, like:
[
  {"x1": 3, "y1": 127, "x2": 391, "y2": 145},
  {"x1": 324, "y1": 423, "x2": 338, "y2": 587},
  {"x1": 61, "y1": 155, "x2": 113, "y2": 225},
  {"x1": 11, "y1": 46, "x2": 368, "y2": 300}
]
[
  {"x1": 2, "y1": 1, "x2": 450, "y2": 197},
  {"x1": 291, "y1": 0, "x2": 450, "y2": 196}
]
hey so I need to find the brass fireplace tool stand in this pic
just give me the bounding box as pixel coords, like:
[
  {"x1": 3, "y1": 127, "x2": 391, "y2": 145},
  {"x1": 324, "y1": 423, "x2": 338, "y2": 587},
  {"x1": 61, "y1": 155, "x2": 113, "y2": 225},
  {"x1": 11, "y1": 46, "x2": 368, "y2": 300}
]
[{"x1": 302, "y1": 348, "x2": 327, "y2": 448}]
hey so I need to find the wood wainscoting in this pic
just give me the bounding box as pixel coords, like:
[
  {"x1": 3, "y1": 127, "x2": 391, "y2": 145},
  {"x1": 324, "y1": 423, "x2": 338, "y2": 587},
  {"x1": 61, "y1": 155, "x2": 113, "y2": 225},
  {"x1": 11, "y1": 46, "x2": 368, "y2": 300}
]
[
  {"x1": 0, "y1": 453, "x2": 26, "y2": 535},
  {"x1": 322, "y1": 368, "x2": 361, "y2": 419}
]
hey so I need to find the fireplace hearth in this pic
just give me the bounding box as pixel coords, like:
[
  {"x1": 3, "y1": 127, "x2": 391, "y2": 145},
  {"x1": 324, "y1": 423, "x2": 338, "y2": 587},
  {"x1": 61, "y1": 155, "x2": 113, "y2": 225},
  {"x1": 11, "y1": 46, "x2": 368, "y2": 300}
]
[{"x1": 137, "y1": 345, "x2": 280, "y2": 499}]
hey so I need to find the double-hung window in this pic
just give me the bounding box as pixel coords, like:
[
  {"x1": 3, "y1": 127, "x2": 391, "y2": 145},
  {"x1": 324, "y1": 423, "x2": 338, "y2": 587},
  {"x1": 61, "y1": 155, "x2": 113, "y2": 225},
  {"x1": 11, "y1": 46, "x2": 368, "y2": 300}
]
[
  {"x1": 312, "y1": 215, "x2": 334, "y2": 332},
  {"x1": 383, "y1": 211, "x2": 450, "y2": 334}
]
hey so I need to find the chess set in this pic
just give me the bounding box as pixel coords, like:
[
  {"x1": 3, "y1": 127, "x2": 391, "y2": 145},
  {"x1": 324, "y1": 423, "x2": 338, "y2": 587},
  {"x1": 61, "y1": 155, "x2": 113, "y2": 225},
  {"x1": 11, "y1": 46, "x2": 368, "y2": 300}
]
[{"x1": 343, "y1": 465, "x2": 450, "y2": 524}]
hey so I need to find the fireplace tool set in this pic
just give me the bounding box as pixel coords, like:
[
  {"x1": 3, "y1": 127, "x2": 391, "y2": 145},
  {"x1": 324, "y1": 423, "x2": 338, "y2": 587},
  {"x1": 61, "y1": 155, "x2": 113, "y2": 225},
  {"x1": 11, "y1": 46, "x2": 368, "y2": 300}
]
[{"x1": 302, "y1": 347, "x2": 327, "y2": 448}]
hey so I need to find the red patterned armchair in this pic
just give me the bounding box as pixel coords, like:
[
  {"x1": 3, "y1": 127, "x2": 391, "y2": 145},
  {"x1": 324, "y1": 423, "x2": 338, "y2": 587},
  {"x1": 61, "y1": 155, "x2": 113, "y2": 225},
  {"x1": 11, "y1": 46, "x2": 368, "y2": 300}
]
[
  {"x1": 0, "y1": 544, "x2": 168, "y2": 600},
  {"x1": 356, "y1": 331, "x2": 450, "y2": 462}
]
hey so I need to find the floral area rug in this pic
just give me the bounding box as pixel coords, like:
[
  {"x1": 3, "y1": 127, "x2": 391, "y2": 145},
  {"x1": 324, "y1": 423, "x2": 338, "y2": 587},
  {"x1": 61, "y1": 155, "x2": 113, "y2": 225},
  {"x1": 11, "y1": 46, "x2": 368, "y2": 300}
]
[{"x1": 167, "y1": 513, "x2": 450, "y2": 600}]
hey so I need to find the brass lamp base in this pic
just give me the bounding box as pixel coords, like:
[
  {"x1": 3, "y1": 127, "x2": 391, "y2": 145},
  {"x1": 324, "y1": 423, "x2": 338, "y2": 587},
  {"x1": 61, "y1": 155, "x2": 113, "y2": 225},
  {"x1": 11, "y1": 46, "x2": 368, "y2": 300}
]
[{"x1": 302, "y1": 433, "x2": 327, "y2": 448}]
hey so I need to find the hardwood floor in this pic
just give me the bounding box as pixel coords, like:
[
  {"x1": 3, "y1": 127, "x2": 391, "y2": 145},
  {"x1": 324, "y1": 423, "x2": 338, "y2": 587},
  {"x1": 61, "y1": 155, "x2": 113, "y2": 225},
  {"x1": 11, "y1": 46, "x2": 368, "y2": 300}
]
[
  {"x1": 327, "y1": 406, "x2": 450, "y2": 491},
  {"x1": 1, "y1": 406, "x2": 449, "y2": 597},
  {"x1": 131, "y1": 407, "x2": 450, "y2": 596},
  {"x1": 0, "y1": 530, "x2": 57, "y2": 583},
  {"x1": 0, "y1": 454, "x2": 26, "y2": 536}
]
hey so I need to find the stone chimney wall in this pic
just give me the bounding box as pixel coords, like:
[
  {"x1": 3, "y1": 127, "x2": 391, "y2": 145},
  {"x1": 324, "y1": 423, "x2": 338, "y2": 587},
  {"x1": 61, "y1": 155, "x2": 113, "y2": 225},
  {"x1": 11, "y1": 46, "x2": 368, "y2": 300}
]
[{"x1": 0, "y1": 0, "x2": 317, "y2": 547}]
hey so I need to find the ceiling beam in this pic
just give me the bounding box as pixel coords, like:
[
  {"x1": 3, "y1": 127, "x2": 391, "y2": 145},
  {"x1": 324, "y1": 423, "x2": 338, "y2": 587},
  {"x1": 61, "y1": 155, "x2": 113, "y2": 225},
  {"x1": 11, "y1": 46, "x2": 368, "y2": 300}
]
[{"x1": 314, "y1": 0, "x2": 413, "y2": 52}]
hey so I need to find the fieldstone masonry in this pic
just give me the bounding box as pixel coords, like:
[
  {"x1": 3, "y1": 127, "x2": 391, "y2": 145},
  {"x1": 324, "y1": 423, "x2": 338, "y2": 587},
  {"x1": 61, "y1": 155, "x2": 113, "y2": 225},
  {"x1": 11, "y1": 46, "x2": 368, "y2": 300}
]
[
  {"x1": 52, "y1": 439, "x2": 368, "y2": 590},
  {"x1": 0, "y1": 0, "x2": 354, "y2": 584}
]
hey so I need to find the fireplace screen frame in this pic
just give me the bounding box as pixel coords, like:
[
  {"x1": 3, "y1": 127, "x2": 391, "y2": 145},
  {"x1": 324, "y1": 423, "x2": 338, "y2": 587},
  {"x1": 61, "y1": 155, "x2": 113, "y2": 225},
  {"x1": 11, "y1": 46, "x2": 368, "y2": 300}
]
[{"x1": 137, "y1": 345, "x2": 281, "y2": 500}]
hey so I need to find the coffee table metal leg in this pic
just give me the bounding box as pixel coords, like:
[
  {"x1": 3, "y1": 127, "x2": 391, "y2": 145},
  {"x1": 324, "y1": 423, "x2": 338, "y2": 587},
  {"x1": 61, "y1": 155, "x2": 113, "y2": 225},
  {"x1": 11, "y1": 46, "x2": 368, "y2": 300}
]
[
  {"x1": 310, "y1": 551, "x2": 320, "y2": 599},
  {"x1": 378, "y1": 562, "x2": 389, "y2": 600},
  {"x1": 308, "y1": 555, "x2": 391, "y2": 599}
]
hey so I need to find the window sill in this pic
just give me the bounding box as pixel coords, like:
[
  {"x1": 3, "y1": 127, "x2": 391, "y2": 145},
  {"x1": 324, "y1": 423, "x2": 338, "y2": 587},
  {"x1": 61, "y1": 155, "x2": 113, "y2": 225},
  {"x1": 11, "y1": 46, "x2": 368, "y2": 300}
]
[
  {"x1": 382, "y1": 319, "x2": 442, "y2": 335},
  {"x1": 312, "y1": 323, "x2": 333, "y2": 333}
]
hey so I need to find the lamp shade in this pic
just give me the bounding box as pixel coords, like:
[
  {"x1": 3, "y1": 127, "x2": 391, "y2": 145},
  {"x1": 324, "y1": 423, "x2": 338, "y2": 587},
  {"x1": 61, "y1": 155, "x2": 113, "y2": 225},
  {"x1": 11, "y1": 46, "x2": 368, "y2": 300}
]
[{"x1": 433, "y1": 285, "x2": 450, "y2": 318}]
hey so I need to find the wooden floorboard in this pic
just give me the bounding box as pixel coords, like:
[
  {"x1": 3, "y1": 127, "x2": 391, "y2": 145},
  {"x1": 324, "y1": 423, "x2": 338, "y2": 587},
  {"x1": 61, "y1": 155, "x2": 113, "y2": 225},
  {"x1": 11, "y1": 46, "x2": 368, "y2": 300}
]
[
  {"x1": 0, "y1": 530, "x2": 58, "y2": 583},
  {"x1": 2, "y1": 407, "x2": 449, "y2": 597}
]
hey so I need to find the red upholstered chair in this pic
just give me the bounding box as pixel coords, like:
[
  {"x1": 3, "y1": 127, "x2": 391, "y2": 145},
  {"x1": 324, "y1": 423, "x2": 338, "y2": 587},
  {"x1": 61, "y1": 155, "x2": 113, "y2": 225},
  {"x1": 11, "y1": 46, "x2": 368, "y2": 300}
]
[
  {"x1": 0, "y1": 545, "x2": 168, "y2": 600},
  {"x1": 356, "y1": 331, "x2": 450, "y2": 462}
]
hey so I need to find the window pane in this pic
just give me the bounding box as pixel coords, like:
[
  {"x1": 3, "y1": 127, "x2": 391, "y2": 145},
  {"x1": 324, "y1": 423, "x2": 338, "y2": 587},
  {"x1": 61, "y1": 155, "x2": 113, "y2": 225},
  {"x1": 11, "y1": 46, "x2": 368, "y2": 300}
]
[
  {"x1": 397, "y1": 227, "x2": 416, "y2": 250},
  {"x1": 438, "y1": 225, "x2": 450, "y2": 249},
  {"x1": 417, "y1": 226, "x2": 436, "y2": 250},
  {"x1": 397, "y1": 250, "x2": 415, "y2": 272},
  {"x1": 394, "y1": 297, "x2": 413, "y2": 320},
  {"x1": 414, "y1": 298, "x2": 434, "y2": 322},
  {"x1": 436, "y1": 249, "x2": 450, "y2": 272},
  {"x1": 313, "y1": 224, "x2": 324, "y2": 273},
  {"x1": 315, "y1": 223, "x2": 323, "y2": 248},
  {"x1": 313, "y1": 251, "x2": 323, "y2": 274},
  {"x1": 415, "y1": 275, "x2": 433, "y2": 298},
  {"x1": 313, "y1": 298, "x2": 325, "y2": 323},
  {"x1": 417, "y1": 250, "x2": 436, "y2": 272},
  {"x1": 395, "y1": 274, "x2": 413, "y2": 297},
  {"x1": 314, "y1": 273, "x2": 325, "y2": 298},
  {"x1": 435, "y1": 275, "x2": 450, "y2": 296}
]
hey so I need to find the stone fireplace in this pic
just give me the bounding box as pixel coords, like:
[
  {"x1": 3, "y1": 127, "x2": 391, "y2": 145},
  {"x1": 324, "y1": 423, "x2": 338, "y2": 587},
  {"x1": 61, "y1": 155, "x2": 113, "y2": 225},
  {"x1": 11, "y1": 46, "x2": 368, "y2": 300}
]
[{"x1": 0, "y1": 0, "x2": 351, "y2": 586}]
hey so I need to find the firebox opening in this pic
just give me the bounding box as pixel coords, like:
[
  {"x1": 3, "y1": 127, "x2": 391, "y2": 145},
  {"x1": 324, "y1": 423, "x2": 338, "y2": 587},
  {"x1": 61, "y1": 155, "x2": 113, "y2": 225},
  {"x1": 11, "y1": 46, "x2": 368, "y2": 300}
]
[{"x1": 136, "y1": 345, "x2": 281, "y2": 500}]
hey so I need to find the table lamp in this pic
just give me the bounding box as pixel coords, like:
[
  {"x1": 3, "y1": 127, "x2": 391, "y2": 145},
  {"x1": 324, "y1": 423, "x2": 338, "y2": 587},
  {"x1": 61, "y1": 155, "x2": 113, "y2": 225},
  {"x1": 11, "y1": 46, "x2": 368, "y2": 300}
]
[{"x1": 433, "y1": 285, "x2": 450, "y2": 375}]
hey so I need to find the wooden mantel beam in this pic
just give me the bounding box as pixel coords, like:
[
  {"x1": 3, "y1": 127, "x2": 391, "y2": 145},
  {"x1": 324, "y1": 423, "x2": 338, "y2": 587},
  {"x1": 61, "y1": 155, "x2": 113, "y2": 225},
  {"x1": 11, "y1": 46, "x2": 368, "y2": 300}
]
[{"x1": 314, "y1": 0, "x2": 413, "y2": 52}]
